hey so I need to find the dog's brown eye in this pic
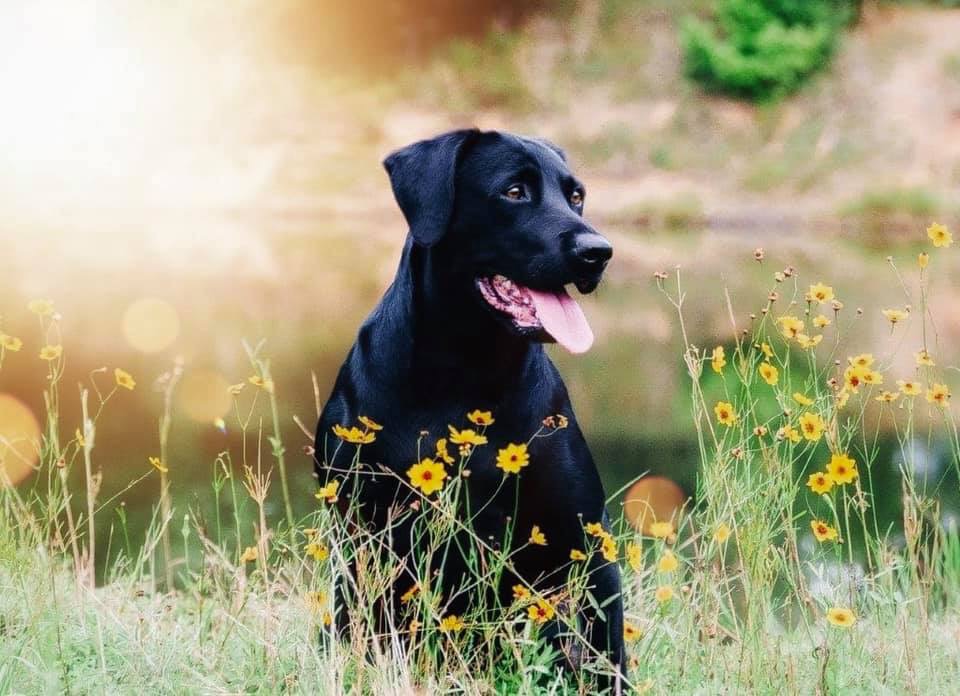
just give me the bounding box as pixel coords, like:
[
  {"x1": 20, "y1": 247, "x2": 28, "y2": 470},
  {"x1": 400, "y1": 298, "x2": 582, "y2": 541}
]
[
  {"x1": 570, "y1": 190, "x2": 584, "y2": 206},
  {"x1": 505, "y1": 185, "x2": 524, "y2": 200}
]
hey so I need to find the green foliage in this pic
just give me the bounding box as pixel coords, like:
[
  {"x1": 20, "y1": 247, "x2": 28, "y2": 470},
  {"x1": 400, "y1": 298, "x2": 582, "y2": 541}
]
[{"x1": 681, "y1": 0, "x2": 854, "y2": 101}]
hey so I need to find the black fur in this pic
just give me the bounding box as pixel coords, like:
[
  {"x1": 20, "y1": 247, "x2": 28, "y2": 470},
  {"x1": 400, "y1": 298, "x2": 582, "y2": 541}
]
[{"x1": 314, "y1": 129, "x2": 623, "y2": 685}]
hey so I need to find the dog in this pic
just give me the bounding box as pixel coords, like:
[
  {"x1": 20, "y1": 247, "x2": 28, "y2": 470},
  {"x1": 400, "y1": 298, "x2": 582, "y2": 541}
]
[{"x1": 314, "y1": 129, "x2": 623, "y2": 685}]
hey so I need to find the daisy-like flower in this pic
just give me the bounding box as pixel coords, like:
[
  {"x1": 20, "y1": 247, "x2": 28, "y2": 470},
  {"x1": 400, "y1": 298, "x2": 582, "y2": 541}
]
[
  {"x1": 927, "y1": 222, "x2": 953, "y2": 248},
  {"x1": 406, "y1": 458, "x2": 447, "y2": 495},
  {"x1": 760, "y1": 342, "x2": 774, "y2": 359},
  {"x1": 114, "y1": 368, "x2": 136, "y2": 390},
  {"x1": 758, "y1": 362, "x2": 778, "y2": 386},
  {"x1": 358, "y1": 415, "x2": 382, "y2": 431},
  {"x1": 826, "y1": 607, "x2": 857, "y2": 627},
  {"x1": 529, "y1": 525, "x2": 548, "y2": 546},
  {"x1": 655, "y1": 585, "x2": 674, "y2": 603},
  {"x1": 778, "y1": 425, "x2": 801, "y2": 444},
  {"x1": 585, "y1": 521, "x2": 605, "y2": 537},
  {"x1": 401, "y1": 584, "x2": 419, "y2": 603},
  {"x1": 898, "y1": 379, "x2": 922, "y2": 396},
  {"x1": 927, "y1": 383, "x2": 951, "y2": 407},
  {"x1": 827, "y1": 453, "x2": 858, "y2": 485},
  {"x1": 332, "y1": 424, "x2": 375, "y2": 445},
  {"x1": 714, "y1": 523, "x2": 731, "y2": 544},
  {"x1": 806, "y1": 471, "x2": 834, "y2": 494},
  {"x1": 843, "y1": 365, "x2": 869, "y2": 392},
  {"x1": 466, "y1": 409, "x2": 494, "y2": 426},
  {"x1": 315, "y1": 480, "x2": 339, "y2": 503},
  {"x1": 807, "y1": 282, "x2": 834, "y2": 304},
  {"x1": 496, "y1": 442, "x2": 530, "y2": 475},
  {"x1": 39, "y1": 344, "x2": 62, "y2": 361},
  {"x1": 793, "y1": 393, "x2": 814, "y2": 406},
  {"x1": 861, "y1": 369, "x2": 883, "y2": 386},
  {"x1": 512, "y1": 584, "x2": 531, "y2": 602},
  {"x1": 626, "y1": 542, "x2": 642, "y2": 571},
  {"x1": 527, "y1": 598, "x2": 555, "y2": 624},
  {"x1": 810, "y1": 520, "x2": 838, "y2": 542},
  {"x1": 239, "y1": 546, "x2": 258, "y2": 563},
  {"x1": 657, "y1": 550, "x2": 679, "y2": 573},
  {"x1": 882, "y1": 308, "x2": 908, "y2": 325},
  {"x1": 0, "y1": 334, "x2": 22, "y2": 351},
  {"x1": 875, "y1": 391, "x2": 899, "y2": 403},
  {"x1": 149, "y1": 456, "x2": 168, "y2": 473},
  {"x1": 812, "y1": 314, "x2": 831, "y2": 329},
  {"x1": 711, "y1": 345, "x2": 726, "y2": 374},
  {"x1": 439, "y1": 615, "x2": 466, "y2": 633},
  {"x1": 447, "y1": 425, "x2": 488, "y2": 447},
  {"x1": 915, "y1": 350, "x2": 935, "y2": 367},
  {"x1": 848, "y1": 353, "x2": 874, "y2": 368},
  {"x1": 714, "y1": 401, "x2": 737, "y2": 427},
  {"x1": 777, "y1": 315, "x2": 804, "y2": 340},
  {"x1": 649, "y1": 521, "x2": 674, "y2": 539},
  {"x1": 624, "y1": 622, "x2": 642, "y2": 642},
  {"x1": 248, "y1": 375, "x2": 275, "y2": 393},
  {"x1": 835, "y1": 388, "x2": 851, "y2": 410},
  {"x1": 435, "y1": 437, "x2": 455, "y2": 464},
  {"x1": 600, "y1": 535, "x2": 618, "y2": 562},
  {"x1": 305, "y1": 590, "x2": 326, "y2": 613},
  {"x1": 570, "y1": 549, "x2": 587, "y2": 561},
  {"x1": 542, "y1": 414, "x2": 569, "y2": 429},
  {"x1": 305, "y1": 542, "x2": 329, "y2": 561},
  {"x1": 28, "y1": 299, "x2": 54, "y2": 316},
  {"x1": 918, "y1": 252, "x2": 929, "y2": 269},
  {"x1": 798, "y1": 412, "x2": 824, "y2": 441},
  {"x1": 796, "y1": 334, "x2": 822, "y2": 350}
]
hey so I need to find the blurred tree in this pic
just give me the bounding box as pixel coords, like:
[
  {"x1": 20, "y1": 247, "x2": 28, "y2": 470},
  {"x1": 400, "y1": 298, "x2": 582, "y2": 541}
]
[{"x1": 681, "y1": 0, "x2": 857, "y2": 101}]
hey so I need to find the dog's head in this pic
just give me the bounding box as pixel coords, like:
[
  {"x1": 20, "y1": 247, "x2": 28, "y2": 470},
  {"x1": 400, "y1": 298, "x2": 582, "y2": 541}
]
[{"x1": 384, "y1": 129, "x2": 612, "y2": 354}]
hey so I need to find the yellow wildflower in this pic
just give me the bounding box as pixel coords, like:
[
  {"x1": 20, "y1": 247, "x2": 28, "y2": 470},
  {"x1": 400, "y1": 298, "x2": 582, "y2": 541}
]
[
  {"x1": 875, "y1": 391, "x2": 899, "y2": 403},
  {"x1": 114, "y1": 368, "x2": 136, "y2": 390},
  {"x1": 496, "y1": 442, "x2": 530, "y2": 475},
  {"x1": 793, "y1": 393, "x2": 814, "y2": 406},
  {"x1": 39, "y1": 344, "x2": 62, "y2": 361},
  {"x1": 655, "y1": 585, "x2": 674, "y2": 603},
  {"x1": 28, "y1": 299, "x2": 54, "y2": 316},
  {"x1": 447, "y1": 425, "x2": 488, "y2": 447},
  {"x1": 529, "y1": 525, "x2": 547, "y2": 546},
  {"x1": 810, "y1": 520, "x2": 838, "y2": 542},
  {"x1": 796, "y1": 333, "x2": 822, "y2": 350},
  {"x1": 798, "y1": 412, "x2": 824, "y2": 441},
  {"x1": 332, "y1": 424, "x2": 375, "y2": 445},
  {"x1": 711, "y1": 346, "x2": 726, "y2": 374},
  {"x1": 527, "y1": 598, "x2": 555, "y2": 624},
  {"x1": 585, "y1": 522, "x2": 605, "y2": 537},
  {"x1": 758, "y1": 362, "x2": 778, "y2": 386},
  {"x1": 898, "y1": 379, "x2": 922, "y2": 396},
  {"x1": 714, "y1": 401, "x2": 737, "y2": 427},
  {"x1": 760, "y1": 342, "x2": 774, "y2": 359},
  {"x1": 435, "y1": 437, "x2": 455, "y2": 464},
  {"x1": 624, "y1": 622, "x2": 642, "y2": 642},
  {"x1": 148, "y1": 456, "x2": 168, "y2": 473},
  {"x1": 778, "y1": 424, "x2": 801, "y2": 444},
  {"x1": 627, "y1": 542, "x2": 642, "y2": 571},
  {"x1": 439, "y1": 615, "x2": 465, "y2": 633},
  {"x1": 248, "y1": 375, "x2": 275, "y2": 393},
  {"x1": 305, "y1": 542, "x2": 329, "y2": 562},
  {"x1": 827, "y1": 453, "x2": 858, "y2": 485},
  {"x1": 927, "y1": 383, "x2": 951, "y2": 407},
  {"x1": 812, "y1": 314, "x2": 831, "y2": 329},
  {"x1": 927, "y1": 222, "x2": 953, "y2": 248},
  {"x1": 826, "y1": 607, "x2": 857, "y2": 627},
  {"x1": 882, "y1": 308, "x2": 908, "y2": 325},
  {"x1": 227, "y1": 383, "x2": 245, "y2": 395},
  {"x1": 239, "y1": 546, "x2": 258, "y2": 563},
  {"x1": 358, "y1": 415, "x2": 382, "y2": 431},
  {"x1": 570, "y1": 549, "x2": 587, "y2": 561},
  {"x1": 466, "y1": 409, "x2": 494, "y2": 426},
  {"x1": 512, "y1": 584, "x2": 531, "y2": 602},
  {"x1": 649, "y1": 521, "x2": 674, "y2": 539},
  {"x1": 714, "y1": 523, "x2": 731, "y2": 544},
  {"x1": 915, "y1": 350, "x2": 935, "y2": 367},
  {"x1": 807, "y1": 282, "x2": 834, "y2": 304},
  {"x1": 806, "y1": 471, "x2": 834, "y2": 495},
  {"x1": 315, "y1": 480, "x2": 339, "y2": 503},
  {"x1": 657, "y1": 550, "x2": 679, "y2": 573},
  {"x1": 401, "y1": 584, "x2": 419, "y2": 603},
  {"x1": 406, "y1": 458, "x2": 447, "y2": 495},
  {"x1": 0, "y1": 334, "x2": 22, "y2": 351},
  {"x1": 600, "y1": 535, "x2": 618, "y2": 562},
  {"x1": 777, "y1": 315, "x2": 804, "y2": 340}
]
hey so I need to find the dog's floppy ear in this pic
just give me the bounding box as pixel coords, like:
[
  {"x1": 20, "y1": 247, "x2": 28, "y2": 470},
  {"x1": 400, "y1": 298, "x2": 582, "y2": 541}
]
[
  {"x1": 383, "y1": 129, "x2": 479, "y2": 247},
  {"x1": 533, "y1": 137, "x2": 566, "y2": 162}
]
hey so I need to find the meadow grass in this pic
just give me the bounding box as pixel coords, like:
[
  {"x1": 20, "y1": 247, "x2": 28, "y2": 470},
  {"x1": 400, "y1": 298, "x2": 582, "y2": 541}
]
[{"x1": 2, "y1": 225, "x2": 960, "y2": 694}]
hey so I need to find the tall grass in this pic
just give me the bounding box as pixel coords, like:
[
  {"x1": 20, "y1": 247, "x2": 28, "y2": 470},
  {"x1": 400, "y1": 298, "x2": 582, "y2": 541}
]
[{"x1": 1, "y1": 226, "x2": 960, "y2": 693}]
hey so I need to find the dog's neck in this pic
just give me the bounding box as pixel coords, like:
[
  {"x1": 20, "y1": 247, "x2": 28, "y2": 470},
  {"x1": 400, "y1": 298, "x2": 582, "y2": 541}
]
[{"x1": 369, "y1": 238, "x2": 543, "y2": 397}]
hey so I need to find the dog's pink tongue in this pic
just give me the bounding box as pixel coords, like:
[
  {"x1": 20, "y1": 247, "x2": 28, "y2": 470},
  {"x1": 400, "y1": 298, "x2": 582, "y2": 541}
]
[{"x1": 527, "y1": 287, "x2": 594, "y2": 354}]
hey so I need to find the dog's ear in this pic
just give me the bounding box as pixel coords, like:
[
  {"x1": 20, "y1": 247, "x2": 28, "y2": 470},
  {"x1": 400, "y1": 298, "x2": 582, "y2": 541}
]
[{"x1": 383, "y1": 129, "x2": 479, "y2": 247}]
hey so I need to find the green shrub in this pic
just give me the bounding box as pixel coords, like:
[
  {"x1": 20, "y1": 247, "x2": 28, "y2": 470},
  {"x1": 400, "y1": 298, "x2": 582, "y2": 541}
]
[{"x1": 681, "y1": 0, "x2": 854, "y2": 101}]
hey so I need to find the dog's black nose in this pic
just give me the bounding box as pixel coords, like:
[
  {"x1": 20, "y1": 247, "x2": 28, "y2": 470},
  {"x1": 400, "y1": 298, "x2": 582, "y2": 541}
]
[{"x1": 573, "y1": 234, "x2": 613, "y2": 271}]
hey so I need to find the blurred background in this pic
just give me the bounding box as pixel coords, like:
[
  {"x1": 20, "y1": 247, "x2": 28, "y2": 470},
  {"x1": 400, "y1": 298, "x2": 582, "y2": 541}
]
[{"x1": 2, "y1": 0, "x2": 960, "y2": 575}]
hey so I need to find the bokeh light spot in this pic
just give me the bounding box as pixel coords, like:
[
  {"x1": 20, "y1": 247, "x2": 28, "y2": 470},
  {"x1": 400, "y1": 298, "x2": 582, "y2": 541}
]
[
  {"x1": 177, "y1": 369, "x2": 232, "y2": 423},
  {"x1": 122, "y1": 298, "x2": 180, "y2": 354},
  {"x1": 624, "y1": 476, "x2": 687, "y2": 535},
  {"x1": 0, "y1": 393, "x2": 41, "y2": 486}
]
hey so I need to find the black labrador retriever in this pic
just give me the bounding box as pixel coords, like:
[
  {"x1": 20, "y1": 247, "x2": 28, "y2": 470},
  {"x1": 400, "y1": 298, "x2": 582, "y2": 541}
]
[{"x1": 314, "y1": 129, "x2": 623, "y2": 685}]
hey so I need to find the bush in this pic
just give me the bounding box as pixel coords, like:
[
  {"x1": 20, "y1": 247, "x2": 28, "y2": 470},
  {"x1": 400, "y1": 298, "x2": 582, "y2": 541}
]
[{"x1": 681, "y1": 0, "x2": 854, "y2": 101}]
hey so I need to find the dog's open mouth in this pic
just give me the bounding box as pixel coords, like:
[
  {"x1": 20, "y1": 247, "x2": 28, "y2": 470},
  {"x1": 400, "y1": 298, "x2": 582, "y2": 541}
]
[{"x1": 476, "y1": 275, "x2": 594, "y2": 354}]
